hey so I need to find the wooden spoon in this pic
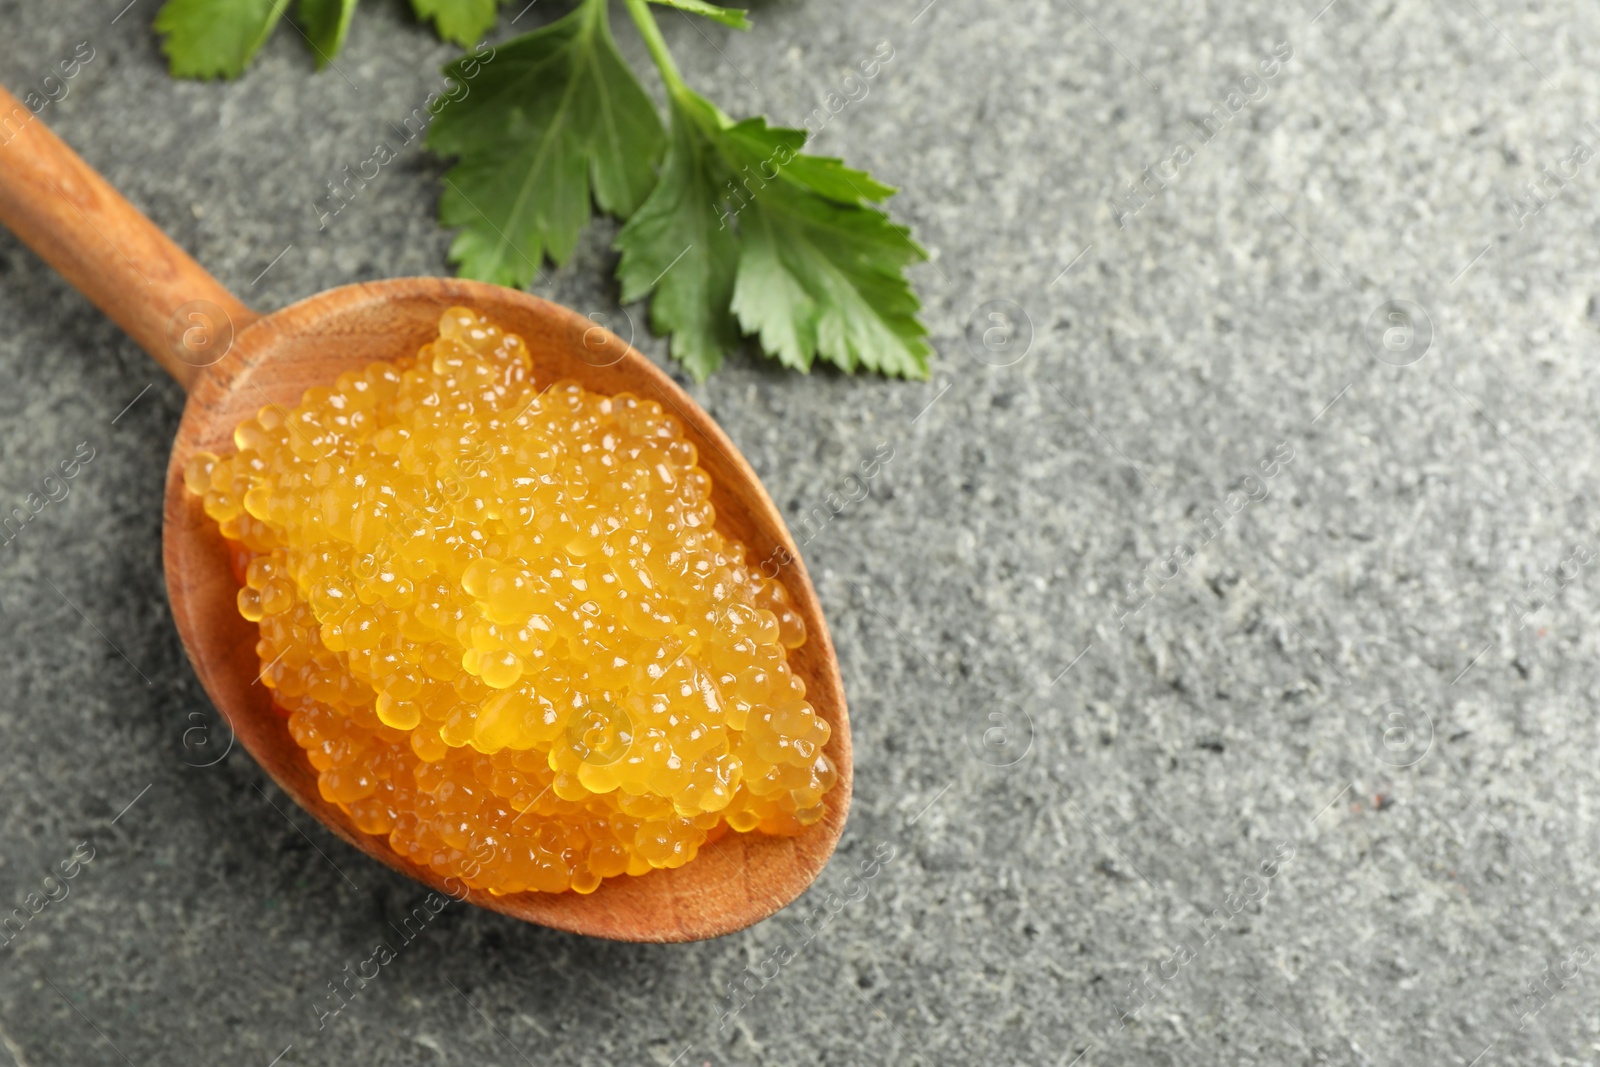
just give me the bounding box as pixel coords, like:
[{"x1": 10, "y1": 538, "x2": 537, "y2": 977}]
[{"x1": 0, "y1": 85, "x2": 851, "y2": 943}]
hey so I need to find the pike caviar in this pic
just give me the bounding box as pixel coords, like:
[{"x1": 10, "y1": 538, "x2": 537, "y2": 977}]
[{"x1": 183, "y1": 308, "x2": 836, "y2": 895}]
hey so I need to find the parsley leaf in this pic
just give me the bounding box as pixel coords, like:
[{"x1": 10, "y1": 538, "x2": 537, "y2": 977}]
[
  {"x1": 154, "y1": 0, "x2": 291, "y2": 79},
  {"x1": 410, "y1": 0, "x2": 506, "y2": 48},
  {"x1": 724, "y1": 124, "x2": 927, "y2": 376},
  {"x1": 427, "y1": 0, "x2": 666, "y2": 288},
  {"x1": 616, "y1": 91, "x2": 741, "y2": 380},
  {"x1": 615, "y1": 84, "x2": 930, "y2": 380},
  {"x1": 646, "y1": 0, "x2": 751, "y2": 30},
  {"x1": 299, "y1": 0, "x2": 359, "y2": 68}
]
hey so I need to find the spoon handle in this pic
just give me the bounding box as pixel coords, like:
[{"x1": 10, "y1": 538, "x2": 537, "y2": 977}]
[{"x1": 0, "y1": 84, "x2": 258, "y2": 392}]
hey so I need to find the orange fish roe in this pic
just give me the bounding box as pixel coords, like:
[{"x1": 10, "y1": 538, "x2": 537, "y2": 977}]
[{"x1": 183, "y1": 308, "x2": 836, "y2": 895}]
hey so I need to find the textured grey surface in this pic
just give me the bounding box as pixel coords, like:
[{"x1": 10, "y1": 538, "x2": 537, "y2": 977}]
[{"x1": 2, "y1": 0, "x2": 1600, "y2": 1063}]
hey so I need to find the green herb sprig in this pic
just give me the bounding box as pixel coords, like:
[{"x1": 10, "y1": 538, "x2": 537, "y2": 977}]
[{"x1": 153, "y1": 0, "x2": 930, "y2": 380}]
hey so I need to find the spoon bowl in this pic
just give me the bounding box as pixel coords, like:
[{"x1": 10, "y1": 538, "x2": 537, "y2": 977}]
[{"x1": 0, "y1": 87, "x2": 851, "y2": 942}]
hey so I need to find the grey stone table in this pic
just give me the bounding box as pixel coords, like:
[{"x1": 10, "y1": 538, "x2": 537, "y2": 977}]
[{"x1": 2, "y1": 0, "x2": 1598, "y2": 1063}]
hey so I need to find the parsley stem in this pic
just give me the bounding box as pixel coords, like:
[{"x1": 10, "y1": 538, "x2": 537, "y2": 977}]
[{"x1": 621, "y1": 0, "x2": 689, "y2": 100}]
